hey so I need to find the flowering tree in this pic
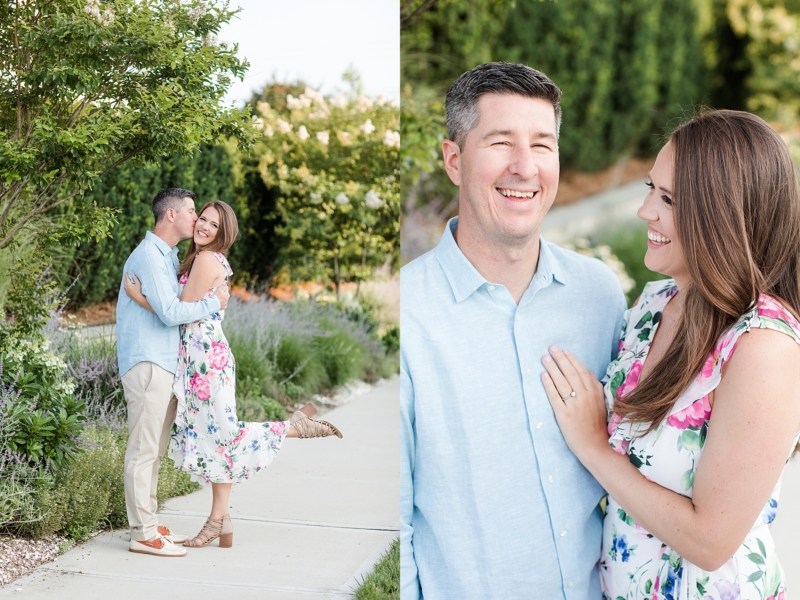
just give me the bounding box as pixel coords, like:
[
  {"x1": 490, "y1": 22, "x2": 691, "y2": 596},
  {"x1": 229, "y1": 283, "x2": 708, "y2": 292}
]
[
  {"x1": 251, "y1": 81, "x2": 399, "y2": 296},
  {"x1": 0, "y1": 0, "x2": 250, "y2": 331}
]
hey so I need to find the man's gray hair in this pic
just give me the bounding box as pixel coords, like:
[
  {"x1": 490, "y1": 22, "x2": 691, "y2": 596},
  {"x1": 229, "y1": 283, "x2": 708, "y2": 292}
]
[
  {"x1": 445, "y1": 62, "x2": 562, "y2": 150},
  {"x1": 152, "y1": 188, "x2": 196, "y2": 223}
]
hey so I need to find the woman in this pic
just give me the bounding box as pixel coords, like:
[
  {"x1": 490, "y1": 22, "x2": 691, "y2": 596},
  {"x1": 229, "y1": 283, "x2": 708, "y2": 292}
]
[
  {"x1": 125, "y1": 200, "x2": 342, "y2": 549},
  {"x1": 541, "y1": 110, "x2": 800, "y2": 599}
]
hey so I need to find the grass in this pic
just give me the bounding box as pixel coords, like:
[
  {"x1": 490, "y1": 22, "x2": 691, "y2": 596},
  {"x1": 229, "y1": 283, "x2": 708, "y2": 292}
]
[{"x1": 353, "y1": 538, "x2": 400, "y2": 600}]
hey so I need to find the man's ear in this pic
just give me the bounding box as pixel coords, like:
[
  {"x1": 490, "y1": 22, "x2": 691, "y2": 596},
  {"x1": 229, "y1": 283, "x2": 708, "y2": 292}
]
[
  {"x1": 442, "y1": 139, "x2": 462, "y2": 187},
  {"x1": 164, "y1": 208, "x2": 176, "y2": 223}
]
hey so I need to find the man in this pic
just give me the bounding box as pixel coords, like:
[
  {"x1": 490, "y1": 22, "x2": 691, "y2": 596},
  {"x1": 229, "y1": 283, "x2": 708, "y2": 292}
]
[
  {"x1": 117, "y1": 188, "x2": 229, "y2": 557},
  {"x1": 400, "y1": 63, "x2": 627, "y2": 598}
]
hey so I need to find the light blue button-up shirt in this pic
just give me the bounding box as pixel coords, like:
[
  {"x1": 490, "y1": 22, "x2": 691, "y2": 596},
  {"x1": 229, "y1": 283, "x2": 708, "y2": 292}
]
[
  {"x1": 116, "y1": 231, "x2": 220, "y2": 376},
  {"x1": 400, "y1": 217, "x2": 626, "y2": 600}
]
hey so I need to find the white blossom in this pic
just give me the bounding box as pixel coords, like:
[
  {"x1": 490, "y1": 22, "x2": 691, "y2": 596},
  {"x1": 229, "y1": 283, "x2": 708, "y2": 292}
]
[
  {"x1": 163, "y1": 13, "x2": 176, "y2": 33},
  {"x1": 256, "y1": 101, "x2": 271, "y2": 116},
  {"x1": 355, "y1": 96, "x2": 374, "y2": 112},
  {"x1": 336, "y1": 131, "x2": 352, "y2": 145},
  {"x1": 188, "y1": 2, "x2": 208, "y2": 25},
  {"x1": 316, "y1": 130, "x2": 330, "y2": 145},
  {"x1": 376, "y1": 94, "x2": 387, "y2": 106},
  {"x1": 383, "y1": 130, "x2": 400, "y2": 148},
  {"x1": 359, "y1": 119, "x2": 376, "y2": 135},
  {"x1": 100, "y1": 7, "x2": 115, "y2": 25},
  {"x1": 264, "y1": 125, "x2": 275, "y2": 137},
  {"x1": 297, "y1": 125, "x2": 310, "y2": 141},
  {"x1": 84, "y1": 0, "x2": 100, "y2": 19},
  {"x1": 309, "y1": 192, "x2": 323, "y2": 205},
  {"x1": 277, "y1": 118, "x2": 293, "y2": 134},
  {"x1": 335, "y1": 193, "x2": 350, "y2": 205},
  {"x1": 203, "y1": 33, "x2": 218, "y2": 47},
  {"x1": 286, "y1": 94, "x2": 304, "y2": 110},
  {"x1": 304, "y1": 86, "x2": 326, "y2": 105},
  {"x1": 364, "y1": 189, "x2": 385, "y2": 209},
  {"x1": 252, "y1": 116, "x2": 265, "y2": 130},
  {"x1": 331, "y1": 94, "x2": 348, "y2": 109}
]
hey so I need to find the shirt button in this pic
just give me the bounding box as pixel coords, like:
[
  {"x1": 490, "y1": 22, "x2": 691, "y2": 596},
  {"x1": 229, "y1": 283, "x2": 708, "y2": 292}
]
[
  {"x1": 536, "y1": 422, "x2": 543, "y2": 429},
  {"x1": 515, "y1": 315, "x2": 520, "y2": 322},
  {"x1": 547, "y1": 475, "x2": 554, "y2": 483},
  {"x1": 488, "y1": 285, "x2": 495, "y2": 291},
  {"x1": 560, "y1": 529, "x2": 567, "y2": 537},
  {"x1": 526, "y1": 367, "x2": 534, "y2": 375},
  {"x1": 568, "y1": 581, "x2": 574, "y2": 589}
]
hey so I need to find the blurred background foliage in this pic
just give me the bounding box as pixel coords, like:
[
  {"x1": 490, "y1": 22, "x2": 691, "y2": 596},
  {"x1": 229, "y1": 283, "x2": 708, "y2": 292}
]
[{"x1": 401, "y1": 0, "x2": 800, "y2": 287}]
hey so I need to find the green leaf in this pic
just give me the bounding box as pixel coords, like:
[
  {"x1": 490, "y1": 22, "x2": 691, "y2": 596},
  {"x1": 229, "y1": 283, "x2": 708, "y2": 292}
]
[
  {"x1": 681, "y1": 430, "x2": 702, "y2": 451},
  {"x1": 680, "y1": 468, "x2": 695, "y2": 490},
  {"x1": 635, "y1": 311, "x2": 653, "y2": 329},
  {"x1": 747, "y1": 570, "x2": 764, "y2": 583},
  {"x1": 747, "y1": 552, "x2": 765, "y2": 565}
]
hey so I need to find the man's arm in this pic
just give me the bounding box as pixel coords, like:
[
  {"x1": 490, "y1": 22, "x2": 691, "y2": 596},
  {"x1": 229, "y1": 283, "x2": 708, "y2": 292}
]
[
  {"x1": 400, "y1": 353, "x2": 422, "y2": 600},
  {"x1": 135, "y1": 250, "x2": 222, "y2": 327}
]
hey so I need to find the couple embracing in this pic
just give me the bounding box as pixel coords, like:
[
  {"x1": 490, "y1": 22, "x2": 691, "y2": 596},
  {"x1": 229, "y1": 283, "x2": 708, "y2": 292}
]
[
  {"x1": 116, "y1": 188, "x2": 342, "y2": 558},
  {"x1": 401, "y1": 63, "x2": 800, "y2": 599}
]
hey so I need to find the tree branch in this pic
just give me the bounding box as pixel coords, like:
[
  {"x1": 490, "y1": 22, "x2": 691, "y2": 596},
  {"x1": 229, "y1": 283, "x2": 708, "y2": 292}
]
[{"x1": 401, "y1": 0, "x2": 440, "y2": 29}]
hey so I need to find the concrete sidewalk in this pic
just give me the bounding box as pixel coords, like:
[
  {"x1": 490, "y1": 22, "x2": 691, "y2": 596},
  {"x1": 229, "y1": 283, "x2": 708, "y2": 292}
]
[{"x1": 1, "y1": 378, "x2": 400, "y2": 600}]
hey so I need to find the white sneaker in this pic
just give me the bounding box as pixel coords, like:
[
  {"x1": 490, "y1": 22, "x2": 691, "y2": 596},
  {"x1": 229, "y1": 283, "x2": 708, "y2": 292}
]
[
  {"x1": 157, "y1": 524, "x2": 188, "y2": 545},
  {"x1": 129, "y1": 535, "x2": 187, "y2": 557}
]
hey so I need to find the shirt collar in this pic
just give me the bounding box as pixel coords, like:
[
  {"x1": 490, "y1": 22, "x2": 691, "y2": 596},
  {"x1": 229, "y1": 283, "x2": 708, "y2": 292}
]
[
  {"x1": 434, "y1": 217, "x2": 568, "y2": 304},
  {"x1": 146, "y1": 231, "x2": 174, "y2": 256}
]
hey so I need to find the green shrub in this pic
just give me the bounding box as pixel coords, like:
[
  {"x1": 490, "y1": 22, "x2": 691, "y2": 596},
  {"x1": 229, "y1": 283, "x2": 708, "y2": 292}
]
[
  {"x1": 275, "y1": 333, "x2": 327, "y2": 392},
  {"x1": 315, "y1": 320, "x2": 367, "y2": 388},
  {"x1": 1, "y1": 336, "x2": 85, "y2": 471},
  {"x1": 11, "y1": 426, "x2": 199, "y2": 541}
]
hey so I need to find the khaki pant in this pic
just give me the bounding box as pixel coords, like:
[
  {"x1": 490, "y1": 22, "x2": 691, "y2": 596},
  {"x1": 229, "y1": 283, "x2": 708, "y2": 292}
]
[{"x1": 121, "y1": 362, "x2": 177, "y2": 541}]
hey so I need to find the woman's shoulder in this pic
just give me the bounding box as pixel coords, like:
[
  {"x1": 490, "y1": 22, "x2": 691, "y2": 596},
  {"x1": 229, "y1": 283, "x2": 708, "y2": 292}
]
[{"x1": 751, "y1": 294, "x2": 800, "y2": 343}]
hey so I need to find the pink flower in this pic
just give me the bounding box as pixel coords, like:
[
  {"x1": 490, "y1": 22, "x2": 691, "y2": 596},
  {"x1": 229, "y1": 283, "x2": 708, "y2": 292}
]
[
  {"x1": 231, "y1": 425, "x2": 249, "y2": 446},
  {"x1": 616, "y1": 360, "x2": 643, "y2": 399},
  {"x1": 612, "y1": 438, "x2": 630, "y2": 456},
  {"x1": 270, "y1": 422, "x2": 287, "y2": 435},
  {"x1": 667, "y1": 394, "x2": 711, "y2": 429},
  {"x1": 189, "y1": 372, "x2": 211, "y2": 401},
  {"x1": 701, "y1": 329, "x2": 736, "y2": 378},
  {"x1": 608, "y1": 412, "x2": 623, "y2": 436},
  {"x1": 209, "y1": 341, "x2": 229, "y2": 370}
]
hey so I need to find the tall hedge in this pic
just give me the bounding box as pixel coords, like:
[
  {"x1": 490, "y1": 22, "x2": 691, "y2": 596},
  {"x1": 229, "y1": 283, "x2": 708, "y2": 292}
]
[
  {"x1": 402, "y1": 0, "x2": 708, "y2": 172},
  {"x1": 64, "y1": 145, "x2": 237, "y2": 306}
]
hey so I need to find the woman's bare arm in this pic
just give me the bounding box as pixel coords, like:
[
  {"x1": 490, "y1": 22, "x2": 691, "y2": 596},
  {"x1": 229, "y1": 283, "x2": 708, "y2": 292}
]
[
  {"x1": 124, "y1": 272, "x2": 155, "y2": 313},
  {"x1": 541, "y1": 330, "x2": 800, "y2": 571},
  {"x1": 180, "y1": 252, "x2": 227, "y2": 303}
]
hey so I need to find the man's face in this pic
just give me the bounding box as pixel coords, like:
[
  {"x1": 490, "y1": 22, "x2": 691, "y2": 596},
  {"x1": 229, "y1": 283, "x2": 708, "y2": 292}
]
[
  {"x1": 443, "y1": 94, "x2": 560, "y2": 246},
  {"x1": 173, "y1": 197, "x2": 197, "y2": 241}
]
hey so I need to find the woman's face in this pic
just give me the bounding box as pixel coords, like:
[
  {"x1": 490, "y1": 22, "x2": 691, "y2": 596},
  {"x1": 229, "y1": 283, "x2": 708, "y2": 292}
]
[
  {"x1": 637, "y1": 142, "x2": 689, "y2": 286},
  {"x1": 194, "y1": 205, "x2": 220, "y2": 248}
]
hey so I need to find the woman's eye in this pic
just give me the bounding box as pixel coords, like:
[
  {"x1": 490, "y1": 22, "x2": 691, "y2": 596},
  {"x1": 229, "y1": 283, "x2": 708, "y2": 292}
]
[
  {"x1": 661, "y1": 195, "x2": 673, "y2": 206},
  {"x1": 645, "y1": 180, "x2": 654, "y2": 190}
]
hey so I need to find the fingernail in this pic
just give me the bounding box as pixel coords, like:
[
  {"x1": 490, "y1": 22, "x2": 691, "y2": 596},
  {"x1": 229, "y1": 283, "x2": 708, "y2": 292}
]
[
  {"x1": 542, "y1": 372, "x2": 550, "y2": 379},
  {"x1": 542, "y1": 356, "x2": 552, "y2": 363},
  {"x1": 550, "y1": 345, "x2": 559, "y2": 353},
  {"x1": 563, "y1": 349, "x2": 571, "y2": 355}
]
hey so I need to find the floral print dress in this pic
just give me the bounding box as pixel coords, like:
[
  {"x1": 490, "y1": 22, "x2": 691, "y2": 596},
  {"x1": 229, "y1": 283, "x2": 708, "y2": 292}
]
[
  {"x1": 601, "y1": 279, "x2": 800, "y2": 600},
  {"x1": 168, "y1": 251, "x2": 289, "y2": 484}
]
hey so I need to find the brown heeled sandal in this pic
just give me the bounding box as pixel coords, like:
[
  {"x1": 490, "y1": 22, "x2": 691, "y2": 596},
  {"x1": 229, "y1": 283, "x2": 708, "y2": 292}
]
[
  {"x1": 290, "y1": 403, "x2": 343, "y2": 439},
  {"x1": 184, "y1": 514, "x2": 233, "y2": 548}
]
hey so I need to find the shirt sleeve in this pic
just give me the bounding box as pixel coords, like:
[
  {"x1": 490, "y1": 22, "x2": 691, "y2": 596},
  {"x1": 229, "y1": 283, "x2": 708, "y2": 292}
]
[
  {"x1": 136, "y1": 248, "x2": 221, "y2": 327},
  {"x1": 400, "y1": 351, "x2": 422, "y2": 600}
]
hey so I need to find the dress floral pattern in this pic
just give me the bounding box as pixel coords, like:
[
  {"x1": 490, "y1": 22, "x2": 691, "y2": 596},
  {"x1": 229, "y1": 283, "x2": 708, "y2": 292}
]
[
  {"x1": 168, "y1": 251, "x2": 289, "y2": 484},
  {"x1": 601, "y1": 279, "x2": 800, "y2": 600}
]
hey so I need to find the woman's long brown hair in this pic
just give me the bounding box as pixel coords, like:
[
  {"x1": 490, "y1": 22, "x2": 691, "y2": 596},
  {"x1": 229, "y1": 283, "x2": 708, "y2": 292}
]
[
  {"x1": 179, "y1": 200, "x2": 239, "y2": 278},
  {"x1": 615, "y1": 110, "x2": 800, "y2": 445}
]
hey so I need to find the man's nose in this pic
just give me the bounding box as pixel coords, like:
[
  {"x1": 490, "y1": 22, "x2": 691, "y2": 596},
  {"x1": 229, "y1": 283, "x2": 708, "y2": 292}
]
[{"x1": 509, "y1": 145, "x2": 539, "y2": 179}]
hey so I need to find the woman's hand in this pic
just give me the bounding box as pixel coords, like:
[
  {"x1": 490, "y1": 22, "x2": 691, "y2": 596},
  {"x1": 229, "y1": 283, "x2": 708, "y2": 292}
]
[
  {"x1": 541, "y1": 346, "x2": 609, "y2": 460},
  {"x1": 124, "y1": 272, "x2": 154, "y2": 312}
]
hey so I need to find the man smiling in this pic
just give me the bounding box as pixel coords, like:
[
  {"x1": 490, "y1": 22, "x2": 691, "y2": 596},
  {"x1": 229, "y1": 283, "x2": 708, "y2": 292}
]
[{"x1": 400, "y1": 63, "x2": 627, "y2": 598}]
